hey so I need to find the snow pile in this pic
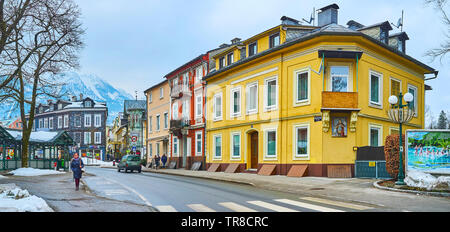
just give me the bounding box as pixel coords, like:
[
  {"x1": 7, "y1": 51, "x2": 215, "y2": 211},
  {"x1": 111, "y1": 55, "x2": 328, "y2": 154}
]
[
  {"x1": 9, "y1": 168, "x2": 64, "y2": 176},
  {"x1": 0, "y1": 184, "x2": 53, "y2": 212},
  {"x1": 405, "y1": 170, "x2": 450, "y2": 191},
  {"x1": 0, "y1": 175, "x2": 7, "y2": 179},
  {"x1": 81, "y1": 157, "x2": 114, "y2": 167}
]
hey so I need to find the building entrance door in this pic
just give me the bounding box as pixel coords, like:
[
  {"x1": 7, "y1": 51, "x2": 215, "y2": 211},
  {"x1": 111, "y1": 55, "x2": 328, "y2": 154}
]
[{"x1": 250, "y1": 132, "x2": 258, "y2": 169}]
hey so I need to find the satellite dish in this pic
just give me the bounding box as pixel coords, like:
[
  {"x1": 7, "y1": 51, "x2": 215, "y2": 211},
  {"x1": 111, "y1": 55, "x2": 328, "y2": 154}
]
[
  {"x1": 302, "y1": 8, "x2": 315, "y2": 25},
  {"x1": 391, "y1": 10, "x2": 404, "y2": 31}
]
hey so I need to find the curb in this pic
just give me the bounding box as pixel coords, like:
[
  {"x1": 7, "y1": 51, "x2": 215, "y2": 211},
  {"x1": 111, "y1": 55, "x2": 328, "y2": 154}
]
[{"x1": 373, "y1": 180, "x2": 450, "y2": 197}]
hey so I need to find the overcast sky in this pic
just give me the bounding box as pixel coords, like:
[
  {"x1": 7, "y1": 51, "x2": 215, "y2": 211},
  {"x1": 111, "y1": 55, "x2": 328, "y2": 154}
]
[{"x1": 75, "y1": 0, "x2": 449, "y2": 118}]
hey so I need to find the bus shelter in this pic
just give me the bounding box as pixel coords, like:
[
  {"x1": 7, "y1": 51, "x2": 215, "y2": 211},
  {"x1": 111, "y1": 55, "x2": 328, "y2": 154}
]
[{"x1": 0, "y1": 126, "x2": 75, "y2": 171}]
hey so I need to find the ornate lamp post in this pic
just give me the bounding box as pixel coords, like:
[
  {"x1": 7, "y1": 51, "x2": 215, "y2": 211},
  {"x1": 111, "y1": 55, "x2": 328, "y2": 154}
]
[{"x1": 387, "y1": 92, "x2": 415, "y2": 185}]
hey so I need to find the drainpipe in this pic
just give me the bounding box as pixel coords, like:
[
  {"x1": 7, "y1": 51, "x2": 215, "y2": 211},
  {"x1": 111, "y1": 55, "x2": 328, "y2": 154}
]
[{"x1": 356, "y1": 54, "x2": 359, "y2": 92}]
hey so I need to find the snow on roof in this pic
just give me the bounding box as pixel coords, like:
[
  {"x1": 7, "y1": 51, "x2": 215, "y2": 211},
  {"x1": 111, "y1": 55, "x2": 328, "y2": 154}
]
[{"x1": 6, "y1": 130, "x2": 59, "y2": 143}]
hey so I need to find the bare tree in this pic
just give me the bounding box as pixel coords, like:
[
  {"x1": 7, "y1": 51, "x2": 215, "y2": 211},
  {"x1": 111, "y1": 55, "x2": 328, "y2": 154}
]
[
  {"x1": 1, "y1": 0, "x2": 84, "y2": 167},
  {"x1": 425, "y1": 0, "x2": 450, "y2": 62}
]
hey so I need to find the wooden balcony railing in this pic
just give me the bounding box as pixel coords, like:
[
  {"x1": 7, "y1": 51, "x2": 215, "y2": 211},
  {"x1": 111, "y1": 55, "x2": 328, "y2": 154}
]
[{"x1": 322, "y1": 91, "x2": 358, "y2": 109}]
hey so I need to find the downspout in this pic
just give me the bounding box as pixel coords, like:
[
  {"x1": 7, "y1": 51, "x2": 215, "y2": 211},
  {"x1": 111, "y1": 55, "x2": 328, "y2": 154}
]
[
  {"x1": 322, "y1": 55, "x2": 325, "y2": 91},
  {"x1": 356, "y1": 54, "x2": 359, "y2": 92}
]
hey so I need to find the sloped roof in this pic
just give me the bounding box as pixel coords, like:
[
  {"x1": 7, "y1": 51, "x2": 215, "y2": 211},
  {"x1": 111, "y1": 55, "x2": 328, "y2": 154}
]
[
  {"x1": 0, "y1": 127, "x2": 74, "y2": 145},
  {"x1": 124, "y1": 100, "x2": 146, "y2": 112}
]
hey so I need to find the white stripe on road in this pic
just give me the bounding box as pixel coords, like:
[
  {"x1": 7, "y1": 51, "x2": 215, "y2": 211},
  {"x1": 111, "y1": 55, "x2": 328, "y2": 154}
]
[
  {"x1": 300, "y1": 197, "x2": 373, "y2": 210},
  {"x1": 275, "y1": 199, "x2": 344, "y2": 212},
  {"x1": 247, "y1": 201, "x2": 299, "y2": 212},
  {"x1": 218, "y1": 202, "x2": 257, "y2": 212},
  {"x1": 101, "y1": 177, "x2": 152, "y2": 207},
  {"x1": 156, "y1": 205, "x2": 178, "y2": 212},
  {"x1": 187, "y1": 204, "x2": 216, "y2": 212}
]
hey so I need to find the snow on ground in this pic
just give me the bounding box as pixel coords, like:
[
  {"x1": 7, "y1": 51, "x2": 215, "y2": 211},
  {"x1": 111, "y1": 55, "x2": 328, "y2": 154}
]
[
  {"x1": 9, "y1": 168, "x2": 64, "y2": 176},
  {"x1": 81, "y1": 157, "x2": 114, "y2": 167},
  {"x1": 0, "y1": 184, "x2": 53, "y2": 212},
  {"x1": 0, "y1": 175, "x2": 7, "y2": 179},
  {"x1": 405, "y1": 170, "x2": 450, "y2": 190}
]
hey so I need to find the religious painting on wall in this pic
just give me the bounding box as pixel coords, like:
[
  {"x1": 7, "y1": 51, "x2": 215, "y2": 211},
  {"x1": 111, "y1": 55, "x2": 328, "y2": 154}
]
[{"x1": 332, "y1": 117, "x2": 347, "y2": 137}]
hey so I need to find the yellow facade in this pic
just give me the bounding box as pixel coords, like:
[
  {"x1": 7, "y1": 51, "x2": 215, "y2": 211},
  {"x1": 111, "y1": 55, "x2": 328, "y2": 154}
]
[{"x1": 205, "y1": 26, "x2": 434, "y2": 176}]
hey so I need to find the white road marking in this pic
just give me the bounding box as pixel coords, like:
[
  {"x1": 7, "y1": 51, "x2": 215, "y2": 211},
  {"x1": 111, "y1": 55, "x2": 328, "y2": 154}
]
[
  {"x1": 275, "y1": 199, "x2": 344, "y2": 212},
  {"x1": 104, "y1": 189, "x2": 129, "y2": 196},
  {"x1": 101, "y1": 177, "x2": 152, "y2": 207},
  {"x1": 187, "y1": 204, "x2": 216, "y2": 212},
  {"x1": 247, "y1": 200, "x2": 299, "y2": 212},
  {"x1": 218, "y1": 202, "x2": 258, "y2": 212},
  {"x1": 300, "y1": 197, "x2": 373, "y2": 210},
  {"x1": 156, "y1": 205, "x2": 178, "y2": 212}
]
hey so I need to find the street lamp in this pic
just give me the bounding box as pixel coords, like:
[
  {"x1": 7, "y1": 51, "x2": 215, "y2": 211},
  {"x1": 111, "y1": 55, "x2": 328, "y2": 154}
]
[{"x1": 387, "y1": 92, "x2": 415, "y2": 185}]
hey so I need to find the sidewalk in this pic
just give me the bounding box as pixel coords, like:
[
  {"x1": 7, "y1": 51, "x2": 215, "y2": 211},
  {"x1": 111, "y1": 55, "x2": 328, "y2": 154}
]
[{"x1": 0, "y1": 172, "x2": 156, "y2": 212}]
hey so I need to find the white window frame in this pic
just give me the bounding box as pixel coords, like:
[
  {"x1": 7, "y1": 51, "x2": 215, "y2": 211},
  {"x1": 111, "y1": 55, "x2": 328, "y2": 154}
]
[
  {"x1": 172, "y1": 102, "x2": 178, "y2": 120},
  {"x1": 63, "y1": 115, "x2": 69, "y2": 128},
  {"x1": 84, "y1": 132, "x2": 91, "y2": 145},
  {"x1": 156, "y1": 114, "x2": 160, "y2": 131},
  {"x1": 230, "y1": 131, "x2": 241, "y2": 160},
  {"x1": 84, "y1": 114, "x2": 91, "y2": 127},
  {"x1": 195, "y1": 131, "x2": 202, "y2": 156},
  {"x1": 293, "y1": 123, "x2": 310, "y2": 160},
  {"x1": 172, "y1": 137, "x2": 179, "y2": 157},
  {"x1": 195, "y1": 92, "x2": 203, "y2": 119},
  {"x1": 368, "y1": 124, "x2": 383, "y2": 147},
  {"x1": 94, "y1": 114, "x2": 101, "y2": 127},
  {"x1": 94, "y1": 132, "x2": 101, "y2": 144},
  {"x1": 196, "y1": 66, "x2": 202, "y2": 83},
  {"x1": 213, "y1": 92, "x2": 223, "y2": 121},
  {"x1": 294, "y1": 68, "x2": 311, "y2": 107},
  {"x1": 327, "y1": 63, "x2": 353, "y2": 92},
  {"x1": 213, "y1": 134, "x2": 222, "y2": 160},
  {"x1": 227, "y1": 52, "x2": 234, "y2": 66},
  {"x1": 49, "y1": 118, "x2": 53, "y2": 129},
  {"x1": 389, "y1": 77, "x2": 402, "y2": 97},
  {"x1": 160, "y1": 87, "x2": 164, "y2": 99},
  {"x1": 230, "y1": 86, "x2": 242, "y2": 118},
  {"x1": 149, "y1": 92, "x2": 152, "y2": 103},
  {"x1": 263, "y1": 127, "x2": 278, "y2": 160},
  {"x1": 39, "y1": 119, "x2": 43, "y2": 129},
  {"x1": 407, "y1": 84, "x2": 418, "y2": 117},
  {"x1": 149, "y1": 116, "x2": 152, "y2": 133},
  {"x1": 246, "y1": 81, "x2": 258, "y2": 115},
  {"x1": 57, "y1": 116, "x2": 62, "y2": 129},
  {"x1": 369, "y1": 70, "x2": 383, "y2": 108},
  {"x1": 164, "y1": 112, "x2": 168, "y2": 129},
  {"x1": 44, "y1": 118, "x2": 48, "y2": 129},
  {"x1": 182, "y1": 99, "x2": 190, "y2": 119},
  {"x1": 264, "y1": 76, "x2": 278, "y2": 112}
]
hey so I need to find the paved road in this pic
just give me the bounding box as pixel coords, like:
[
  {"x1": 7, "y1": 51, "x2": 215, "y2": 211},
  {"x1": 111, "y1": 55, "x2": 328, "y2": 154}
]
[{"x1": 84, "y1": 166, "x2": 379, "y2": 212}]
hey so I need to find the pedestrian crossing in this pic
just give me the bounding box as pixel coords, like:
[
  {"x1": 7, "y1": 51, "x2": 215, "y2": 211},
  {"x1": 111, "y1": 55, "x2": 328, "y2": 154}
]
[{"x1": 154, "y1": 197, "x2": 374, "y2": 212}]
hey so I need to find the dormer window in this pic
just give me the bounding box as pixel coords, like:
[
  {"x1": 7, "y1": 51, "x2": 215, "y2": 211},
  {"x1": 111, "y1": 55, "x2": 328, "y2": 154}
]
[
  {"x1": 269, "y1": 33, "x2": 280, "y2": 48},
  {"x1": 219, "y1": 56, "x2": 225, "y2": 69},
  {"x1": 85, "y1": 101, "x2": 92, "y2": 108},
  {"x1": 58, "y1": 103, "x2": 62, "y2": 110},
  {"x1": 248, "y1": 42, "x2": 257, "y2": 56},
  {"x1": 397, "y1": 39, "x2": 403, "y2": 52},
  {"x1": 227, "y1": 53, "x2": 234, "y2": 66},
  {"x1": 380, "y1": 29, "x2": 388, "y2": 44}
]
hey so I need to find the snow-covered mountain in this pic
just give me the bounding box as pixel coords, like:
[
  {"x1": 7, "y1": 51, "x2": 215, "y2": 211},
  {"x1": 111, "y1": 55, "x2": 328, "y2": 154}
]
[{"x1": 0, "y1": 72, "x2": 134, "y2": 125}]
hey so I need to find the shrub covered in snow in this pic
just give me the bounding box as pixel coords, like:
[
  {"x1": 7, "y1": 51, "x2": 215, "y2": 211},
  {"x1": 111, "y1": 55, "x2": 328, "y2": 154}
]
[
  {"x1": 405, "y1": 170, "x2": 450, "y2": 191},
  {"x1": 0, "y1": 184, "x2": 53, "y2": 212}
]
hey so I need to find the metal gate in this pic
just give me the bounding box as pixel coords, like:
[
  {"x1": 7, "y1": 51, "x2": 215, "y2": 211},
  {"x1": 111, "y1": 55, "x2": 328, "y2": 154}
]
[
  {"x1": 0, "y1": 159, "x2": 22, "y2": 170},
  {"x1": 355, "y1": 146, "x2": 392, "y2": 179}
]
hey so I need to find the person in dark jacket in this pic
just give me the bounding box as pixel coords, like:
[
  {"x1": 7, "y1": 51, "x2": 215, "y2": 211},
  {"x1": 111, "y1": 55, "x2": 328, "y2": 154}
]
[
  {"x1": 161, "y1": 153, "x2": 167, "y2": 168},
  {"x1": 155, "y1": 154, "x2": 160, "y2": 170},
  {"x1": 70, "y1": 153, "x2": 84, "y2": 191}
]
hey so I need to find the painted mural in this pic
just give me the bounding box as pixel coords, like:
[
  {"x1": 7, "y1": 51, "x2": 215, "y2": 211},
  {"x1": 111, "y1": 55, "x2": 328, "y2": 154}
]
[{"x1": 406, "y1": 130, "x2": 450, "y2": 175}]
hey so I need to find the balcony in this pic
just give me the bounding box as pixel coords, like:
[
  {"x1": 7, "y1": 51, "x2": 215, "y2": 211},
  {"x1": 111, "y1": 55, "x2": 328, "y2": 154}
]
[
  {"x1": 322, "y1": 91, "x2": 358, "y2": 110},
  {"x1": 169, "y1": 118, "x2": 191, "y2": 137},
  {"x1": 171, "y1": 84, "x2": 191, "y2": 99}
]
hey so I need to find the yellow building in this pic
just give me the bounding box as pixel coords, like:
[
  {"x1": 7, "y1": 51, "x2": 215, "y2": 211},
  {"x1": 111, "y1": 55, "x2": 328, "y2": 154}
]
[{"x1": 204, "y1": 4, "x2": 437, "y2": 177}]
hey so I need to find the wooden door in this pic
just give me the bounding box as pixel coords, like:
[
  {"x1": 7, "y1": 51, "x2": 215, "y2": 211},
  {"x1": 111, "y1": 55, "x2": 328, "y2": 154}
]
[{"x1": 250, "y1": 132, "x2": 258, "y2": 169}]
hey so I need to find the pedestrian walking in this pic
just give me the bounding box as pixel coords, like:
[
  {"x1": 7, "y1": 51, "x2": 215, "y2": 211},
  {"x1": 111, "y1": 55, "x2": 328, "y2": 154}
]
[
  {"x1": 161, "y1": 153, "x2": 167, "y2": 168},
  {"x1": 155, "y1": 154, "x2": 160, "y2": 170},
  {"x1": 70, "y1": 153, "x2": 84, "y2": 191}
]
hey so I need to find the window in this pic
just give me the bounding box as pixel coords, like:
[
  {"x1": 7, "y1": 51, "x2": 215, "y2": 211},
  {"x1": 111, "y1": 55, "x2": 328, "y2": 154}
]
[
  {"x1": 195, "y1": 131, "x2": 202, "y2": 155},
  {"x1": 248, "y1": 42, "x2": 257, "y2": 56},
  {"x1": 57, "y1": 116, "x2": 62, "y2": 129},
  {"x1": 94, "y1": 132, "x2": 101, "y2": 144},
  {"x1": 85, "y1": 101, "x2": 92, "y2": 108},
  {"x1": 182, "y1": 99, "x2": 189, "y2": 119},
  {"x1": 398, "y1": 39, "x2": 404, "y2": 52},
  {"x1": 264, "y1": 77, "x2": 278, "y2": 111},
  {"x1": 149, "y1": 144, "x2": 152, "y2": 157},
  {"x1": 74, "y1": 132, "x2": 81, "y2": 144},
  {"x1": 84, "y1": 114, "x2": 91, "y2": 127},
  {"x1": 172, "y1": 137, "x2": 179, "y2": 157},
  {"x1": 246, "y1": 82, "x2": 258, "y2": 114},
  {"x1": 265, "y1": 129, "x2": 277, "y2": 158},
  {"x1": 219, "y1": 57, "x2": 225, "y2": 69},
  {"x1": 164, "y1": 113, "x2": 168, "y2": 129},
  {"x1": 39, "y1": 119, "x2": 43, "y2": 129},
  {"x1": 227, "y1": 53, "x2": 234, "y2": 66},
  {"x1": 230, "y1": 87, "x2": 241, "y2": 117},
  {"x1": 44, "y1": 118, "x2": 48, "y2": 129},
  {"x1": 408, "y1": 84, "x2": 418, "y2": 116},
  {"x1": 75, "y1": 115, "x2": 81, "y2": 127},
  {"x1": 369, "y1": 124, "x2": 382, "y2": 147},
  {"x1": 172, "y1": 103, "x2": 178, "y2": 120},
  {"x1": 213, "y1": 92, "x2": 223, "y2": 120},
  {"x1": 213, "y1": 134, "x2": 222, "y2": 159},
  {"x1": 295, "y1": 70, "x2": 309, "y2": 104},
  {"x1": 156, "y1": 143, "x2": 160, "y2": 156},
  {"x1": 84, "y1": 132, "x2": 91, "y2": 145},
  {"x1": 380, "y1": 29, "x2": 388, "y2": 44},
  {"x1": 49, "y1": 118, "x2": 53, "y2": 129},
  {"x1": 294, "y1": 125, "x2": 309, "y2": 159},
  {"x1": 330, "y1": 66, "x2": 349, "y2": 92},
  {"x1": 269, "y1": 33, "x2": 280, "y2": 48},
  {"x1": 156, "y1": 115, "x2": 160, "y2": 131},
  {"x1": 58, "y1": 104, "x2": 62, "y2": 110},
  {"x1": 196, "y1": 66, "x2": 203, "y2": 82},
  {"x1": 94, "y1": 114, "x2": 101, "y2": 127},
  {"x1": 195, "y1": 93, "x2": 203, "y2": 118},
  {"x1": 231, "y1": 132, "x2": 241, "y2": 159},
  {"x1": 390, "y1": 78, "x2": 401, "y2": 97},
  {"x1": 369, "y1": 71, "x2": 383, "y2": 106},
  {"x1": 64, "y1": 115, "x2": 69, "y2": 128},
  {"x1": 149, "y1": 92, "x2": 152, "y2": 103},
  {"x1": 149, "y1": 116, "x2": 153, "y2": 132},
  {"x1": 160, "y1": 87, "x2": 164, "y2": 99},
  {"x1": 390, "y1": 127, "x2": 399, "y2": 135}
]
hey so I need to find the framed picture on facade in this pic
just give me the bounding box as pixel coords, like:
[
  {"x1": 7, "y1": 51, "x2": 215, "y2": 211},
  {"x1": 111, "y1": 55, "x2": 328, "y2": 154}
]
[{"x1": 332, "y1": 117, "x2": 347, "y2": 137}]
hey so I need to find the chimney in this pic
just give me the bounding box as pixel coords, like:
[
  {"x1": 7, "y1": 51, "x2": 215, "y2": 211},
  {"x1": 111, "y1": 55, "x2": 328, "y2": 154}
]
[
  {"x1": 47, "y1": 99, "x2": 53, "y2": 105},
  {"x1": 280, "y1": 16, "x2": 300, "y2": 26},
  {"x1": 79, "y1": 93, "x2": 83, "y2": 100},
  {"x1": 72, "y1": 95, "x2": 77, "y2": 102},
  {"x1": 317, "y1": 3, "x2": 339, "y2": 27}
]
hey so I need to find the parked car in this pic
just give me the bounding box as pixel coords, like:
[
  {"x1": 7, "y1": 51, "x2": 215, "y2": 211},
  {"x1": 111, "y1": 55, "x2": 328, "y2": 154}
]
[{"x1": 117, "y1": 155, "x2": 141, "y2": 173}]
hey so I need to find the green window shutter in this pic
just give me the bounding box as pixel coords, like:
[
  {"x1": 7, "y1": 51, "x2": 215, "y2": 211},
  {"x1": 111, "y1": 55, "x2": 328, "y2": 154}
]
[
  {"x1": 267, "y1": 131, "x2": 276, "y2": 156},
  {"x1": 215, "y1": 137, "x2": 221, "y2": 156},
  {"x1": 298, "y1": 73, "x2": 308, "y2": 101},
  {"x1": 297, "y1": 128, "x2": 307, "y2": 155},
  {"x1": 233, "y1": 135, "x2": 240, "y2": 157},
  {"x1": 370, "y1": 75, "x2": 379, "y2": 103},
  {"x1": 370, "y1": 129, "x2": 379, "y2": 146}
]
